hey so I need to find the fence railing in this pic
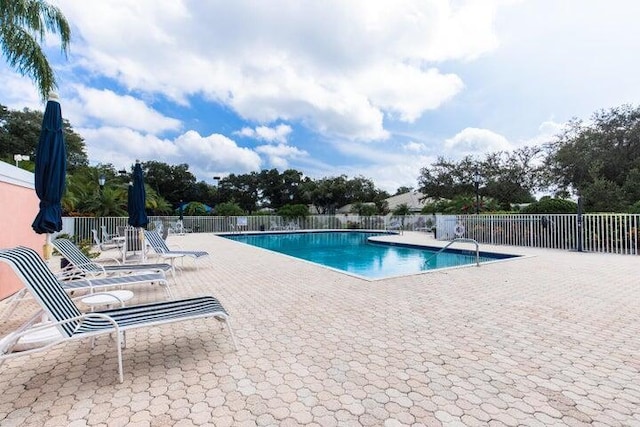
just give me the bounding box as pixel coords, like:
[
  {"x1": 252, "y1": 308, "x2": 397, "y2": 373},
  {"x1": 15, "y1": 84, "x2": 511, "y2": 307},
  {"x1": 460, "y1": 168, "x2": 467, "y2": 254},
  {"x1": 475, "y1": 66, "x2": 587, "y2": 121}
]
[
  {"x1": 59, "y1": 214, "x2": 436, "y2": 243},
  {"x1": 436, "y1": 213, "x2": 640, "y2": 255},
  {"x1": 58, "y1": 213, "x2": 640, "y2": 256}
]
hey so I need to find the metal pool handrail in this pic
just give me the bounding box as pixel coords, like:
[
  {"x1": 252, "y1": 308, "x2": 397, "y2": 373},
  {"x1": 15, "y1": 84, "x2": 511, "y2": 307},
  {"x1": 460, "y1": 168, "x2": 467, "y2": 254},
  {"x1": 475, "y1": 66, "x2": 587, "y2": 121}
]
[{"x1": 424, "y1": 238, "x2": 480, "y2": 266}]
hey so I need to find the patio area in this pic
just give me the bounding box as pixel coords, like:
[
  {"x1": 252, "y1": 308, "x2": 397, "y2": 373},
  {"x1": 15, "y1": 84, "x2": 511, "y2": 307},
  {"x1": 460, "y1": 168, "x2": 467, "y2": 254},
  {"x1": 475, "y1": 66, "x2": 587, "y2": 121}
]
[{"x1": 0, "y1": 232, "x2": 638, "y2": 426}]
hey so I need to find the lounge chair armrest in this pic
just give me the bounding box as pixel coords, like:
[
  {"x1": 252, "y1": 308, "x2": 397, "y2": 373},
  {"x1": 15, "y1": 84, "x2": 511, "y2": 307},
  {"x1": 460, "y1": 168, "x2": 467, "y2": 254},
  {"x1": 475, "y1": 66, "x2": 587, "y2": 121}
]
[
  {"x1": 72, "y1": 261, "x2": 108, "y2": 275},
  {"x1": 97, "y1": 256, "x2": 122, "y2": 265},
  {"x1": 72, "y1": 292, "x2": 128, "y2": 307},
  {"x1": 59, "y1": 276, "x2": 98, "y2": 291},
  {"x1": 1, "y1": 312, "x2": 120, "y2": 356}
]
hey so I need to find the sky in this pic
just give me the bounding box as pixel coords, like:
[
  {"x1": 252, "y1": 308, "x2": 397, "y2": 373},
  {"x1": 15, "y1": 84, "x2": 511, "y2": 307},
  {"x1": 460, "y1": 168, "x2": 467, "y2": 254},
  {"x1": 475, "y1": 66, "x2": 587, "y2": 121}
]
[{"x1": 2, "y1": 0, "x2": 640, "y2": 193}]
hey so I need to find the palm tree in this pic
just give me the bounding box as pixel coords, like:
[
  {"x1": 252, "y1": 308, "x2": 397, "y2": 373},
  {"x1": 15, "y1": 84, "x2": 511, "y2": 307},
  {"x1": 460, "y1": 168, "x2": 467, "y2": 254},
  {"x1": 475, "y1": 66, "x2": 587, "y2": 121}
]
[
  {"x1": 0, "y1": 0, "x2": 71, "y2": 100},
  {"x1": 392, "y1": 203, "x2": 411, "y2": 230}
]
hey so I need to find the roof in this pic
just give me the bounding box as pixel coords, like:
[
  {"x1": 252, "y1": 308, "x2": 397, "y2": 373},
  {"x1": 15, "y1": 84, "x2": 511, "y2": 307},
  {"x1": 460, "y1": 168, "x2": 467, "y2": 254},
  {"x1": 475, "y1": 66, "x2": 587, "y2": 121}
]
[
  {"x1": 337, "y1": 191, "x2": 429, "y2": 214},
  {"x1": 385, "y1": 191, "x2": 428, "y2": 213}
]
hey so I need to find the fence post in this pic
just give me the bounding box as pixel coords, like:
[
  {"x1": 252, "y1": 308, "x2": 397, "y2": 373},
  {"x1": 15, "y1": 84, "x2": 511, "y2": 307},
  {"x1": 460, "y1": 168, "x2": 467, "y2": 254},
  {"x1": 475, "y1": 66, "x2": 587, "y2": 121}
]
[{"x1": 576, "y1": 197, "x2": 583, "y2": 252}]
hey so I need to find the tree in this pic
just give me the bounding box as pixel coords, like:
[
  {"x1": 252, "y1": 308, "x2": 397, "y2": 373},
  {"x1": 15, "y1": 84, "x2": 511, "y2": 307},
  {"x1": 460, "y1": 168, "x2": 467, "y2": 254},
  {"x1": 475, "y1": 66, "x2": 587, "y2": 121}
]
[
  {"x1": 0, "y1": 0, "x2": 71, "y2": 100},
  {"x1": 218, "y1": 172, "x2": 261, "y2": 213},
  {"x1": 0, "y1": 104, "x2": 88, "y2": 170},
  {"x1": 277, "y1": 204, "x2": 309, "y2": 220},
  {"x1": 545, "y1": 104, "x2": 640, "y2": 211},
  {"x1": 304, "y1": 175, "x2": 386, "y2": 214},
  {"x1": 520, "y1": 197, "x2": 577, "y2": 214},
  {"x1": 142, "y1": 161, "x2": 198, "y2": 207},
  {"x1": 215, "y1": 201, "x2": 244, "y2": 216},
  {"x1": 392, "y1": 203, "x2": 411, "y2": 229},
  {"x1": 394, "y1": 186, "x2": 413, "y2": 195},
  {"x1": 61, "y1": 164, "x2": 171, "y2": 216},
  {"x1": 183, "y1": 202, "x2": 209, "y2": 216},
  {"x1": 418, "y1": 148, "x2": 541, "y2": 210},
  {"x1": 257, "y1": 168, "x2": 304, "y2": 209},
  {"x1": 351, "y1": 202, "x2": 377, "y2": 216},
  {"x1": 482, "y1": 147, "x2": 541, "y2": 209}
]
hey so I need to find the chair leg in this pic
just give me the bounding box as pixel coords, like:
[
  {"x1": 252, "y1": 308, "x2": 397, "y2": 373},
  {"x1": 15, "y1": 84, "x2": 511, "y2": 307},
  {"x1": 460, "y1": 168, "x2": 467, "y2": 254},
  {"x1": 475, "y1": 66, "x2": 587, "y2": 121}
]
[
  {"x1": 163, "y1": 281, "x2": 173, "y2": 299},
  {"x1": 0, "y1": 289, "x2": 27, "y2": 322},
  {"x1": 116, "y1": 332, "x2": 124, "y2": 383},
  {"x1": 222, "y1": 317, "x2": 238, "y2": 351}
]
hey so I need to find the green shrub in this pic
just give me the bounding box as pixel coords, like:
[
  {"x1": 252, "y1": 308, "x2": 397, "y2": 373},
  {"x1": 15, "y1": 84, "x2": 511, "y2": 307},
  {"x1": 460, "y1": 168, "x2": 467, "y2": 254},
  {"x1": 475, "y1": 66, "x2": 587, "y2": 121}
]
[
  {"x1": 520, "y1": 198, "x2": 577, "y2": 214},
  {"x1": 183, "y1": 202, "x2": 208, "y2": 216},
  {"x1": 628, "y1": 200, "x2": 640, "y2": 214},
  {"x1": 277, "y1": 204, "x2": 309, "y2": 220},
  {"x1": 215, "y1": 202, "x2": 244, "y2": 216}
]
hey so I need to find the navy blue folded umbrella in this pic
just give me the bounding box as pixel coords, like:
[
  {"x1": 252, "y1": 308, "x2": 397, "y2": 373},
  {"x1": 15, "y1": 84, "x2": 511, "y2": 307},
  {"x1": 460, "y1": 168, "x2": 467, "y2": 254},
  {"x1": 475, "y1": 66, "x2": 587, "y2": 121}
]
[
  {"x1": 32, "y1": 95, "x2": 66, "y2": 245},
  {"x1": 128, "y1": 162, "x2": 148, "y2": 228}
]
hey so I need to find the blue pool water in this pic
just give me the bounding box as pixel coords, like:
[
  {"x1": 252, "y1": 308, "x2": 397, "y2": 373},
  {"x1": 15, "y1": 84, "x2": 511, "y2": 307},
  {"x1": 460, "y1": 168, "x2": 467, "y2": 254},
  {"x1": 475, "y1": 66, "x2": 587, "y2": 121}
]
[{"x1": 224, "y1": 231, "x2": 516, "y2": 279}]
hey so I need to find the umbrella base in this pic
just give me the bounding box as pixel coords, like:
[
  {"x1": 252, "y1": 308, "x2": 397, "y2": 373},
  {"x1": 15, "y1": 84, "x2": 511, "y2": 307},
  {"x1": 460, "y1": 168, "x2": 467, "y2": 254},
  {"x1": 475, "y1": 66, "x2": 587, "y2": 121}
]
[{"x1": 43, "y1": 243, "x2": 53, "y2": 260}]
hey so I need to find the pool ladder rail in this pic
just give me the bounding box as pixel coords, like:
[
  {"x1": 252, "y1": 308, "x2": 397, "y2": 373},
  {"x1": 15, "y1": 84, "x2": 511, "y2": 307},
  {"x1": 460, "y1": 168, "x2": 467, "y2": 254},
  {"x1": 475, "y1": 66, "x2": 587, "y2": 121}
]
[{"x1": 424, "y1": 238, "x2": 480, "y2": 267}]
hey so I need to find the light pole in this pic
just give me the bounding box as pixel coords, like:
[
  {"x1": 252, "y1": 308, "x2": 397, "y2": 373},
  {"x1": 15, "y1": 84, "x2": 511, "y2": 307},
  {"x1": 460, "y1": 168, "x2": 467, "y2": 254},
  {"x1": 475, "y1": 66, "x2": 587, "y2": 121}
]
[
  {"x1": 213, "y1": 175, "x2": 221, "y2": 203},
  {"x1": 14, "y1": 154, "x2": 30, "y2": 167},
  {"x1": 98, "y1": 174, "x2": 106, "y2": 194},
  {"x1": 98, "y1": 174, "x2": 106, "y2": 236},
  {"x1": 473, "y1": 167, "x2": 480, "y2": 215}
]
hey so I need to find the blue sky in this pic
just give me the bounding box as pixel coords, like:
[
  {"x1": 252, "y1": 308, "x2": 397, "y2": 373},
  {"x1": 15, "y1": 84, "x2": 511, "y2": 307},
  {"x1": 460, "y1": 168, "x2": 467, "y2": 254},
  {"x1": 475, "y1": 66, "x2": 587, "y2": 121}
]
[{"x1": 2, "y1": 0, "x2": 640, "y2": 193}]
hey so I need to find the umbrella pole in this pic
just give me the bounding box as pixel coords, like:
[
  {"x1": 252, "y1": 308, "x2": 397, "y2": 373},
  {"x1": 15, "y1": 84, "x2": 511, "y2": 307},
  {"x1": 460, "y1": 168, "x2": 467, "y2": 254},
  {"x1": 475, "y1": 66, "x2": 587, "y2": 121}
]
[
  {"x1": 43, "y1": 234, "x2": 53, "y2": 260},
  {"x1": 138, "y1": 227, "x2": 146, "y2": 262}
]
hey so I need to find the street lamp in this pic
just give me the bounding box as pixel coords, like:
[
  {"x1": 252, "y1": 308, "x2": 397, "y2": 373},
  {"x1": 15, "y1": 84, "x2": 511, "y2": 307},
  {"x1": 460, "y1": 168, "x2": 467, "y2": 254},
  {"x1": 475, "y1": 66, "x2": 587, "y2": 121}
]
[
  {"x1": 14, "y1": 154, "x2": 29, "y2": 167},
  {"x1": 98, "y1": 174, "x2": 106, "y2": 193},
  {"x1": 473, "y1": 167, "x2": 481, "y2": 215},
  {"x1": 98, "y1": 174, "x2": 106, "y2": 235}
]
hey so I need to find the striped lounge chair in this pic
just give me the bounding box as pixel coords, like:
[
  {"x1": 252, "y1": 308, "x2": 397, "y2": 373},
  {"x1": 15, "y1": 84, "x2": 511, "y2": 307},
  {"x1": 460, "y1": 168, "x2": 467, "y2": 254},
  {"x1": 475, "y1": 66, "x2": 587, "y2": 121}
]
[
  {"x1": 1, "y1": 240, "x2": 175, "y2": 322},
  {"x1": 53, "y1": 238, "x2": 175, "y2": 278},
  {"x1": 144, "y1": 230, "x2": 209, "y2": 270},
  {"x1": 0, "y1": 246, "x2": 237, "y2": 383},
  {"x1": 0, "y1": 257, "x2": 173, "y2": 324}
]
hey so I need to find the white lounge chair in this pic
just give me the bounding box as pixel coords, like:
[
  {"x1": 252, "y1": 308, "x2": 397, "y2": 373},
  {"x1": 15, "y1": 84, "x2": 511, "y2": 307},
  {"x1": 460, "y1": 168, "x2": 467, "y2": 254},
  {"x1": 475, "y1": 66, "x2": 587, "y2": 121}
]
[
  {"x1": 0, "y1": 239, "x2": 176, "y2": 323},
  {"x1": 91, "y1": 229, "x2": 124, "y2": 253},
  {"x1": 100, "y1": 225, "x2": 119, "y2": 243},
  {"x1": 144, "y1": 230, "x2": 209, "y2": 270},
  {"x1": 386, "y1": 219, "x2": 403, "y2": 233},
  {"x1": 54, "y1": 238, "x2": 174, "y2": 278},
  {"x1": 269, "y1": 220, "x2": 285, "y2": 230},
  {"x1": 0, "y1": 246, "x2": 236, "y2": 383}
]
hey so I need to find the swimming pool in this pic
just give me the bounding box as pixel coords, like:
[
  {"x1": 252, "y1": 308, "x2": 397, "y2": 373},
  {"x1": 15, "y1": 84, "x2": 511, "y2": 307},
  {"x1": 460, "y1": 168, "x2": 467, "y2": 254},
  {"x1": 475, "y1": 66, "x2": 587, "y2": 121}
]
[{"x1": 224, "y1": 231, "x2": 518, "y2": 279}]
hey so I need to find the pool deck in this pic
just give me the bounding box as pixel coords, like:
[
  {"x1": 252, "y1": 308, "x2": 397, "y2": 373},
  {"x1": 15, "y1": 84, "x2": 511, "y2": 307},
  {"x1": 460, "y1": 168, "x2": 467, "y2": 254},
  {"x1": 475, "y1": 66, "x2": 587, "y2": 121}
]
[{"x1": 0, "y1": 231, "x2": 638, "y2": 426}]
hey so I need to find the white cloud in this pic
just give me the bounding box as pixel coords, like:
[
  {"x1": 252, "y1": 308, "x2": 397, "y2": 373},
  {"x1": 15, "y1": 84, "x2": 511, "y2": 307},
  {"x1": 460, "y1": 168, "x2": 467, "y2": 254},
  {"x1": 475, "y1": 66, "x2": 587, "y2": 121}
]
[
  {"x1": 77, "y1": 126, "x2": 178, "y2": 168},
  {"x1": 444, "y1": 127, "x2": 511, "y2": 157},
  {"x1": 66, "y1": 86, "x2": 181, "y2": 134},
  {"x1": 403, "y1": 141, "x2": 428, "y2": 152},
  {"x1": 357, "y1": 65, "x2": 464, "y2": 122},
  {"x1": 329, "y1": 141, "x2": 434, "y2": 193},
  {"x1": 176, "y1": 130, "x2": 262, "y2": 173},
  {"x1": 255, "y1": 143, "x2": 308, "y2": 169},
  {"x1": 78, "y1": 127, "x2": 262, "y2": 178},
  {"x1": 0, "y1": 67, "x2": 42, "y2": 111},
  {"x1": 53, "y1": 0, "x2": 505, "y2": 140},
  {"x1": 236, "y1": 124, "x2": 292, "y2": 143}
]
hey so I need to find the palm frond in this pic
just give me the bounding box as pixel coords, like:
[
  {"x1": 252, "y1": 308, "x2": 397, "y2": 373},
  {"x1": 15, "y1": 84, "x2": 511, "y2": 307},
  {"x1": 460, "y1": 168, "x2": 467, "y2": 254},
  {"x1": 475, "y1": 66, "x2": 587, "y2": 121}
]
[{"x1": 0, "y1": 0, "x2": 70, "y2": 99}]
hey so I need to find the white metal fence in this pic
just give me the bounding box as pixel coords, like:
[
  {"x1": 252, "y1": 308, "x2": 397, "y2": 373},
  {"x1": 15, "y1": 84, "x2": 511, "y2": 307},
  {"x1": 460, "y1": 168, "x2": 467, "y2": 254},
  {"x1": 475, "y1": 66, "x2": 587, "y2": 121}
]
[
  {"x1": 436, "y1": 214, "x2": 640, "y2": 255},
  {"x1": 59, "y1": 214, "x2": 436, "y2": 242},
  {"x1": 58, "y1": 213, "x2": 639, "y2": 255}
]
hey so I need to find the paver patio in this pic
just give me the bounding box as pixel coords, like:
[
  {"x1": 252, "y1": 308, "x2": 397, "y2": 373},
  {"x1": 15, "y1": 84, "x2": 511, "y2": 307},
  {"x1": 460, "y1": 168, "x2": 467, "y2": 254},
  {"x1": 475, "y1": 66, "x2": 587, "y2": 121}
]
[{"x1": 0, "y1": 231, "x2": 638, "y2": 426}]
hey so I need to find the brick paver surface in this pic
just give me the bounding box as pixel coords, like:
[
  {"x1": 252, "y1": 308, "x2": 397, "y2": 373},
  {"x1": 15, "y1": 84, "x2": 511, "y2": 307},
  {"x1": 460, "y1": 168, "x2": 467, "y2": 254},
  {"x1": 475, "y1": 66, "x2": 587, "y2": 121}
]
[{"x1": 0, "y1": 232, "x2": 638, "y2": 426}]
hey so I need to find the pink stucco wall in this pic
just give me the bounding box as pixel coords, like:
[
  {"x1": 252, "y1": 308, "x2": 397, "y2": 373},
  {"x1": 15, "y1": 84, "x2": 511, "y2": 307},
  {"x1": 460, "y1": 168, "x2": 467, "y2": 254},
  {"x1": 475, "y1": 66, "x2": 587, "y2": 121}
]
[{"x1": 0, "y1": 162, "x2": 43, "y2": 301}]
